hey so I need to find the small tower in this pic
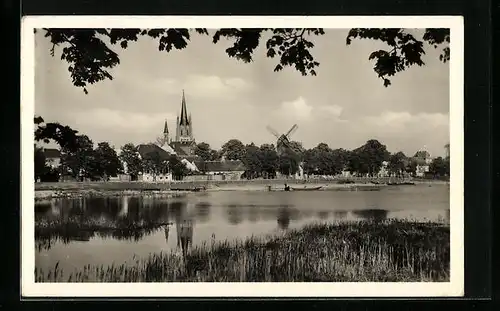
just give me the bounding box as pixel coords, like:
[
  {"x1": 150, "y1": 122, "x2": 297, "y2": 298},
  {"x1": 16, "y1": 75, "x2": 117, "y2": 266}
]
[{"x1": 163, "y1": 119, "x2": 170, "y2": 144}]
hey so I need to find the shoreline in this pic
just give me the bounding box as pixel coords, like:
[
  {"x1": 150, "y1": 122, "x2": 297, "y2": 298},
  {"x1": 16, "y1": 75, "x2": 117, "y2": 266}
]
[{"x1": 34, "y1": 179, "x2": 449, "y2": 201}]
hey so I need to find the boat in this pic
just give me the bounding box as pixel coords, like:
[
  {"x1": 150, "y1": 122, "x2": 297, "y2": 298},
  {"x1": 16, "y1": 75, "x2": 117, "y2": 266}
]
[
  {"x1": 192, "y1": 186, "x2": 206, "y2": 192},
  {"x1": 291, "y1": 186, "x2": 323, "y2": 191},
  {"x1": 387, "y1": 181, "x2": 415, "y2": 186}
]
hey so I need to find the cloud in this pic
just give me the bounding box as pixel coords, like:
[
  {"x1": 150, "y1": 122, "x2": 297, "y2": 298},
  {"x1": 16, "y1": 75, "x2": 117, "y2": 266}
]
[
  {"x1": 318, "y1": 105, "x2": 343, "y2": 117},
  {"x1": 139, "y1": 74, "x2": 253, "y2": 101},
  {"x1": 279, "y1": 97, "x2": 313, "y2": 121},
  {"x1": 66, "y1": 108, "x2": 176, "y2": 135},
  {"x1": 362, "y1": 111, "x2": 449, "y2": 130}
]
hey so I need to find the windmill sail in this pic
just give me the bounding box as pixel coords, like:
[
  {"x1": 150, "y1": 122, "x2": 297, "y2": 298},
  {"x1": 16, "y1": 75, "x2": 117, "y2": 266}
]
[
  {"x1": 285, "y1": 124, "x2": 298, "y2": 138},
  {"x1": 266, "y1": 126, "x2": 281, "y2": 138}
]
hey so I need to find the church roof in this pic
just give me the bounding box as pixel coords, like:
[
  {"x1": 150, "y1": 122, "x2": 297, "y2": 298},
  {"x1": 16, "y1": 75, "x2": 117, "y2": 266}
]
[
  {"x1": 414, "y1": 150, "x2": 431, "y2": 159},
  {"x1": 137, "y1": 144, "x2": 171, "y2": 161},
  {"x1": 179, "y1": 90, "x2": 189, "y2": 126},
  {"x1": 195, "y1": 160, "x2": 246, "y2": 172},
  {"x1": 169, "y1": 141, "x2": 195, "y2": 156}
]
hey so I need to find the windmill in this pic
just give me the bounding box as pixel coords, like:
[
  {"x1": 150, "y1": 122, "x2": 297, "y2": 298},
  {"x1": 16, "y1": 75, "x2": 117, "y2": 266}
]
[
  {"x1": 266, "y1": 124, "x2": 299, "y2": 155},
  {"x1": 266, "y1": 124, "x2": 304, "y2": 179}
]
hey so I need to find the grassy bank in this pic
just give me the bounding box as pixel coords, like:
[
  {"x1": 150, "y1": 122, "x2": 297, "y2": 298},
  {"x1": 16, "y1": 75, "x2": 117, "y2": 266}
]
[{"x1": 36, "y1": 220, "x2": 449, "y2": 282}]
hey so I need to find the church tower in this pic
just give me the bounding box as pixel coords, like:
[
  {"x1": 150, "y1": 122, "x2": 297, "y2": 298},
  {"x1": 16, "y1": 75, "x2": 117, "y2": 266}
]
[
  {"x1": 163, "y1": 119, "x2": 170, "y2": 144},
  {"x1": 175, "y1": 90, "x2": 194, "y2": 143}
]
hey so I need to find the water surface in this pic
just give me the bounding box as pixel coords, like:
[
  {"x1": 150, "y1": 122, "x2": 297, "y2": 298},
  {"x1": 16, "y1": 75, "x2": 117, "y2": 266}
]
[{"x1": 35, "y1": 184, "x2": 450, "y2": 272}]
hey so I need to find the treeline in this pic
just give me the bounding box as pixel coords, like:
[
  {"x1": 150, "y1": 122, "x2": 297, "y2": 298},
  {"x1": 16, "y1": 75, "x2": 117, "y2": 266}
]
[
  {"x1": 34, "y1": 117, "x2": 189, "y2": 182},
  {"x1": 33, "y1": 116, "x2": 450, "y2": 182},
  {"x1": 194, "y1": 139, "x2": 450, "y2": 179}
]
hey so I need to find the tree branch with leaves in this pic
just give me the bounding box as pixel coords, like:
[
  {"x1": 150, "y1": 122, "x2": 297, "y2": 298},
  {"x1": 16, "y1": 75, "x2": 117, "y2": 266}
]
[{"x1": 38, "y1": 27, "x2": 450, "y2": 93}]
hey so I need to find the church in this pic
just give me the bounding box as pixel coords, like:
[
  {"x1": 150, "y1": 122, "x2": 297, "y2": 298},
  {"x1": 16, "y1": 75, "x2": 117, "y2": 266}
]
[
  {"x1": 160, "y1": 90, "x2": 198, "y2": 162},
  {"x1": 135, "y1": 90, "x2": 246, "y2": 182}
]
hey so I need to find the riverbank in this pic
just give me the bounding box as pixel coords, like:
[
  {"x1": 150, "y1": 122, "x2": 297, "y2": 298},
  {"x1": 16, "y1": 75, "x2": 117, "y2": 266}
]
[
  {"x1": 34, "y1": 178, "x2": 448, "y2": 200},
  {"x1": 34, "y1": 189, "x2": 190, "y2": 201},
  {"x1": 35, "y1": 219, "x2": 450, "y2": 282}
]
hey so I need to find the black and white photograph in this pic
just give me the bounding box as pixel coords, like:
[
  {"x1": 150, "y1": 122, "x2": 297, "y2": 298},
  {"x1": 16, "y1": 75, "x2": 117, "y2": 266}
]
[{"x1": 21, "y1": 16, "x2": 464, "y2": 297}]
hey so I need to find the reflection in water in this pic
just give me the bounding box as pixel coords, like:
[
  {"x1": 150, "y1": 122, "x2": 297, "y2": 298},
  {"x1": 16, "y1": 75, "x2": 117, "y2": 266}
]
[
  {"x1": 226, "y1": 204, "x2": 243, "y2": 225},
  {"x1": 277, "y1": 206, "x2": 291, "y2": 230},
  {"x1": 164, "y1": 225, "x2": 169, "y2": 244},
  {"x1": 352, "y1": 209, "x2": 388, "y2": 222},
  {"x1": 194, "y1": 202, "x2": 211, "y2": 223},
  {"x1": 35, "y1": 185, "x2": 450, "y2": 262},
  {"x1": 247, "y1": 206, "x2": 259, "y2": 223},
  {"x1": 173, "y1": 202, "x2": 194, "y2": 254}
]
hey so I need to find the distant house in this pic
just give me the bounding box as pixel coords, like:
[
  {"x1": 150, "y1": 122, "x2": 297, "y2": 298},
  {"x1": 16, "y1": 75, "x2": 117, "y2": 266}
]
[
  {"x1": 43, "y1": 148, "x2": 61, "y2": 169},
  {"x1": 135, "y1": 143, "x2": 174, "y2": 182},
  {"x1": 377, "y1": 161, "x2": 390, "y2": 178},
  {"x1": 194, "y1": 159, "x2": 246, "y2": 181},
  {"x1": 413, "y1": 150, "x2": 432, "y2": 177}
]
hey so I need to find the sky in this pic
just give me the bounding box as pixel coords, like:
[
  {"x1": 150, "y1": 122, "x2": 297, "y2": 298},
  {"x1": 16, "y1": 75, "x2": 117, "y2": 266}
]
[{"x1": 34, "y1": 28, "x2": 450, "y2": 157}]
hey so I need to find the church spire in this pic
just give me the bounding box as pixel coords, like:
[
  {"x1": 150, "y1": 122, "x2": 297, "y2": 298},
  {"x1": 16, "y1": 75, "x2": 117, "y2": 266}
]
[
  {"x1": 163, "y1": 119, "x2": 169, "y2": 134},
  {"x1": 179, "y1": 90, "x2": 189, "y2": 126}
]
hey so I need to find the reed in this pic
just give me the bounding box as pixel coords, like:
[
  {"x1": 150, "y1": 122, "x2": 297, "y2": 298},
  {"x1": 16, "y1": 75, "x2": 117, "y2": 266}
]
[{"x1": 35, "y1": 219, "x2": 449, "y2": 282}]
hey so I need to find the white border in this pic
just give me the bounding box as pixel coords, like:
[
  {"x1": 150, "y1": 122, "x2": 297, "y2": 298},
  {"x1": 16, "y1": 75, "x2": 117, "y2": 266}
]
[{"x1": 21, "y1": 16, "x2": 464, "y2": 298}]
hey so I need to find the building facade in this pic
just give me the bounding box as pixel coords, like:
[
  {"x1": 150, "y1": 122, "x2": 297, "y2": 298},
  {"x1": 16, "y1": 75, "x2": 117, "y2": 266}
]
[{"x1": 413, "y1": 150, "x2": 432, "y2": 177}]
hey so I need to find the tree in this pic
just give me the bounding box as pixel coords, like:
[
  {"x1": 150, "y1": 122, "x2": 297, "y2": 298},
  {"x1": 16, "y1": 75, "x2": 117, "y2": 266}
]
[
  {"x1": 347, "y1": 150, "x2": 368, "y2": 176},
  {"x1": 258, "y1": 144, "x2": 279, "y2": 179},
  {"x1": 429, "y1": 157, "x2": 448, "y2": 177},
  {"x1": 405, "y1": 158, "x2": 418, "y2": 177},
  {"x1": 303, "y1": 143, "x2": 346, "y2": 176},
  {"x1": 331, "y1": 148, "x2": 350, "y2": 175},
  {"x1": 34, "y1": 146, "x2": 61, "y2": 182},
  {"x1": 168, "y1": 155, "x2": 189, "y2": 180},
  {"x1": 351, "y1": 139, "x2": 390, "y2": 177},
  {"x1": 94, "y1": 142, "x2": 123, "y2": 179},
  {"x1": 60, "y1": 135, "x2": 96, "y2": 180},
  {"x1": 210, "y1": 149, "x2": 221, "y2": 161},
  {"x1": 194, "y1": 142, "x2": 214, "y2": 161},
  {"x1": 34, "y1": 116, "x2": 79, "y2": 152},
  {"x1": 119, "y1": 143, "x2": 142, "y2": 180},
  {"x1": 142, "y1": 150, "x2": 167, "y2": 181},
  {"x1": 388, "y1": 151, "x2": 407, "y2": 177},
  {"x1": 242, "y1": 143, "x2": 262, "y2": 179},
  {"x1": 34, "y1": 146, "x2": 47, "y2": 181},
  {"x1": 278, "y1": 149, "x2": 300, "y2": 176},
  {"x1": 221, "y1": 139, "x2": 246, "y2": 160},
  {"x1": 39, "y1": 28, "x2": 449, "y2": 94}
]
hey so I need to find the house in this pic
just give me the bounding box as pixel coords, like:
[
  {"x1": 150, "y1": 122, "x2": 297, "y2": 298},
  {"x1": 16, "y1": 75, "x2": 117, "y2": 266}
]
[
  {"x1": 194, "y1": 158, "x2": 246, "y2": 181},
  {"x1": 43, "y1": 148, "x2": 61, "y2": 169},
  {"x1": 413, "y1": 150, "x2": 432, "y2": 177},
  {"x1": 135, "y1": 143, "x2": 174, "y2": 182},
  {"x1": 377, "y1": 161, "x2": 390, "y2": 178}
]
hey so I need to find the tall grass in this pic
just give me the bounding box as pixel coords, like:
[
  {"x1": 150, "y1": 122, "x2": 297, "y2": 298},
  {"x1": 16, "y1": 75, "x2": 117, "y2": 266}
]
[{"x1": 35, "y1": 219, "x2": 449, "y2": 282}]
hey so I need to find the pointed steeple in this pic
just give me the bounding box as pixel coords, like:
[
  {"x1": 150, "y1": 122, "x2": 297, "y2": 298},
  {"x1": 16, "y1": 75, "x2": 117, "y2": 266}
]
[
  {"x1": 179, "y1": 90, "x2": 189, "y2": 126},
  {"x1": 163, "y1": 119, "x2": 169, "y2": 134}
]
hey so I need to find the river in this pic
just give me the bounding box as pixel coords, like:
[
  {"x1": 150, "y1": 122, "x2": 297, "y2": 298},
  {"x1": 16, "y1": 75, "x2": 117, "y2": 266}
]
[{"x1": 35, "y1": 183, "x2": 450, "y2": 272}]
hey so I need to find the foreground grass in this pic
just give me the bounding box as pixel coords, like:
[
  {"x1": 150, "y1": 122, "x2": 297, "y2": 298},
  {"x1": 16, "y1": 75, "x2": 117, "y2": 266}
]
[{"x1": 35, "y1": 220, "x2": 449, "y2": 282}]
